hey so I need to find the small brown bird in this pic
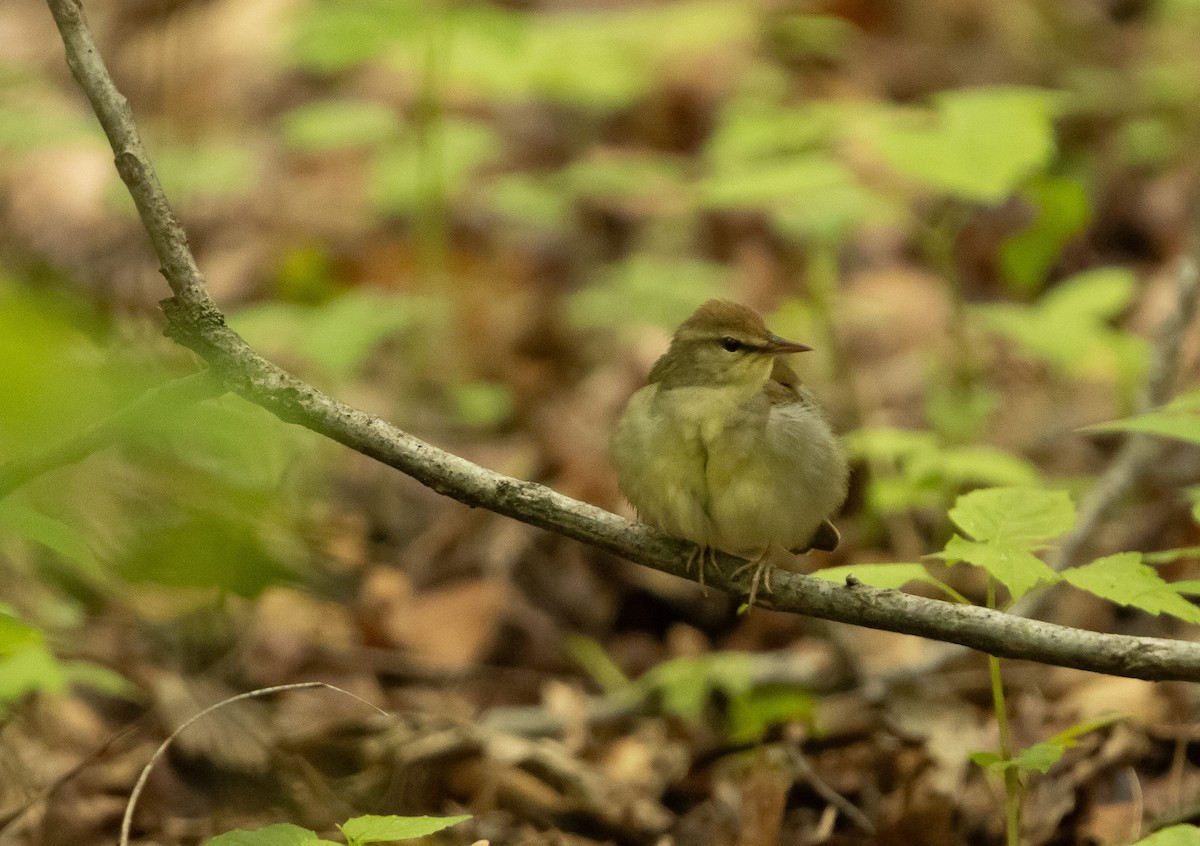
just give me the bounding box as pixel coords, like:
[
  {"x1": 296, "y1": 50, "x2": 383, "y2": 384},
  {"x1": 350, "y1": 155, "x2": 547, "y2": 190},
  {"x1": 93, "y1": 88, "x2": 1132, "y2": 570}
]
[{"x1": 612, "y1": 300, "x2": 848, "y2": 605}]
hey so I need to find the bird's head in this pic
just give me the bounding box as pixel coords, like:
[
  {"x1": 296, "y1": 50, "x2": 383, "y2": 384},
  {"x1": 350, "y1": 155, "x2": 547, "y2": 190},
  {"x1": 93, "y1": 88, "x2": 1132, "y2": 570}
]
[{"x1": 650, "y1": 300, "x2": 812, "y2": 389}]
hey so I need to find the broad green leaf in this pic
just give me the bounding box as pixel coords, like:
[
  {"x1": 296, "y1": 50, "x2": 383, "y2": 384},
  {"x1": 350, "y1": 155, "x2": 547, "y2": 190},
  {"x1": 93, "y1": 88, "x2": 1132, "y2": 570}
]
[
  {"x1": 1130, "y1": 825, "x2": 1200, "y2": 846},
  {"x1": 867, "y1": 87, "x2": 1060, "y2": 202},
  {"x1": 203, "y1": 823, "x2": 332, "y2": 846},
  {"x1": 949, "y1": 487, "x2": 1075, "y2": 546},
  {"x1": 933, "y1": 536, "x2": 1059, "y2": 600},
  {"x1": 1169, "y1": 580, "x2": 1200, "y2": 595},
  {"x1": 339, "y1": 814, "x2": 471, "y2": 843},
  {"x1": 1063, "y1": 553, "x2": 1200, "y2": 623}
]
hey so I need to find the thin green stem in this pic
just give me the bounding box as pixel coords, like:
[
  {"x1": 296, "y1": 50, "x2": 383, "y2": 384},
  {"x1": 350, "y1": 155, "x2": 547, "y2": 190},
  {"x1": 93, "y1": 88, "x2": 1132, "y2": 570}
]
[{"x1": 987, "y1": 579, "x2": 1021, "y2": 846}]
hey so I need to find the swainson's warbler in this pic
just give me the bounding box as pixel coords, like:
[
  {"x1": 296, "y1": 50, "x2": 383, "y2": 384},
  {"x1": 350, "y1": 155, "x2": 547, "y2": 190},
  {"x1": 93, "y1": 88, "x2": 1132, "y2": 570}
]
[{"x1": 613, "y1": 300, "x2": 848, "y2": 605}]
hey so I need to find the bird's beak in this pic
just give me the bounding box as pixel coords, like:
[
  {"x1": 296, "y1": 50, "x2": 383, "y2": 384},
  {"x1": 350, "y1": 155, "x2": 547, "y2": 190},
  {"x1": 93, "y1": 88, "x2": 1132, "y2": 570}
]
[{"x1": 766, "y1": 334, "x2": 813, "y2": 354}]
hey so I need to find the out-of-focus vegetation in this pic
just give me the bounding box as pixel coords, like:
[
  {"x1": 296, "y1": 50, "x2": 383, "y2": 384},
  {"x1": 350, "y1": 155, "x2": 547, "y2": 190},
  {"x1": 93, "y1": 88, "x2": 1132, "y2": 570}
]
[{"x1": 3, "y1": 0, "x2": 1200, "y2": 843}]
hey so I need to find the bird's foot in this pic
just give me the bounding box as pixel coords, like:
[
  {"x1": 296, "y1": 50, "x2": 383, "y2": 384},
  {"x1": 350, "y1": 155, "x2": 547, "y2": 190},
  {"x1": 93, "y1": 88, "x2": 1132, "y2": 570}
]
[
  {"x1": 683, "y1": 545, "x2": 721, "y2": 593},
  {"x1": 732, "y1": 553, "x2": 773, "y2": 607}
]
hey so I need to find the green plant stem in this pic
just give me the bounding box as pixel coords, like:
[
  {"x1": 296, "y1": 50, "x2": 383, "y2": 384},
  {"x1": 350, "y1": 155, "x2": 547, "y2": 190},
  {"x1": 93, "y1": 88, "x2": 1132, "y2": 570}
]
[
  {"x1": 805, "y1": 241, "x2": 926, "y2": 559},
  {"x1": 987, "y1": 579, "x2": 1021, "y2": 846},
  {"x1": 416, "y1": 0, "x2": 450, "y2": 286}
]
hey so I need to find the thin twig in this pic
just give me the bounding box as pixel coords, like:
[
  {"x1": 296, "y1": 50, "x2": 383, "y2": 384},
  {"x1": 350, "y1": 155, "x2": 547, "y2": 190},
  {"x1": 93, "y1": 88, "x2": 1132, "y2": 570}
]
[
  {"x1": 119, "y1": 682, "x2": 387, "y2": 846},
  {"x1": 1053, "y1": 258, "x2": 1200, "y2": 572},
  {"x1": 43, "y1": 0, "x2": 1200, "y2": 682}
]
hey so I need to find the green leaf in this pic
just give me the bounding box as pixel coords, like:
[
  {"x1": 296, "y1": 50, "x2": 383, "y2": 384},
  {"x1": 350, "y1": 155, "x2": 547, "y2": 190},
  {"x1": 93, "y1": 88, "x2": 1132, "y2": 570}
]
[
  {"x1": 843, "y1": 427, "x2": 938, "y2": 461},
  {"x1": 976, "y1": 267, "x2": 1146, "y2": 387},
  {"x1": 999, "y1": 175, "x2": 1091, "y2": 294},
  {"x1": 1129, "y1": 825, "x2": 1200, "y2": 846},
  {"x1": 933, "y1": 536, "x2": 1059, "y2": 601},
  {"x1": 451, "y1": 381, "x2": 512, "y2": 428},
  {"x1": 569, "y1": 255, "x2": 728, "y2": 333},
  {"x1": 919, "y1": 446, "x2": 1041, "y2": 488},
  {"x1": 867, "y1": 87, "x2": 1060, "y2": 202},
  {"x1": 281, "y1": 100, "x2": 402, "y2": 153},
  {"x1": 0, "y1": 612, "x2": 42, "y2": 655},
  {"x1": 203, "y1": 823, "x2": 330, "y2": 846},
  {"x1": 1040, "y1": 267, "x2": 1136, "y2": 320},
  {"x1": 0, "y1": 503, "x2": 102, "y2": 578},
  {"x1": 726, "y1": 685, "x2": 813, "y2": 743},
  {"x1": 1086, "y1": 410, "x2": 1200, "y2": 445},
  {"x1": 1168, "y1": 579, "x2": 1200, "y2": 595},
  {"x1": 151, "y1": 142, "x2": 258, "y2": 203},
  {"x1": 1143, "y1": 547, "x2": 1200, "y2": 565},
  {"x1": 640, "y1": 653, "x2": 755, "y2": 722},
  {"x1": 0, "y1": 643, "x2": 68, "y2": 701},
  {"x1": 973, "y1": 713, "x2": 1123, "y2": 775},
  {"x1": 1063, "y1": 553, "x2": 1200, "y2": 623},
  {"x1": 338, "y1": 814, "x2": 471, "y2": 843},
  {"x1": 370, "y1": 120, "x2": 502, "y2": 216},
  {"x1": 948, "y1": 486, "x2": 1075, "y2": 546},
  {"x1": 63, "y1": 661, "x2": 134, "y2": 698}
]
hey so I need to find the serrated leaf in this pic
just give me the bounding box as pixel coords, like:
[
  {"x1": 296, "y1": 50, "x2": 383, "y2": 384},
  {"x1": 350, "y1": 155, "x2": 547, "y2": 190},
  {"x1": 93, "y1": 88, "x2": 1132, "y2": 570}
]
[
  {"x1": 949, "y1": 486, "x2": 1075, "y2": 546},
  {"x1": 338, "y1": 814, "x2": 471, "y2": 843},
  {"x1": 203, "y1": 823, "x2": 329, "y2": 846},
  {"x1": 1063, "y1": 553, "x2": 1200, "y2": 622},
  {"x1": 933, "y1": 536, "x2": 1059, "y2": 600}
]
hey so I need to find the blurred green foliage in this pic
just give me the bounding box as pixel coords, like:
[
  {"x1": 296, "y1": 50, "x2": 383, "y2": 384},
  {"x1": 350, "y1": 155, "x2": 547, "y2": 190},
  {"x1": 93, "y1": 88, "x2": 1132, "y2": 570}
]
[{"x1": 975, "y1": 267, "x2": 1147, "y2": 398}]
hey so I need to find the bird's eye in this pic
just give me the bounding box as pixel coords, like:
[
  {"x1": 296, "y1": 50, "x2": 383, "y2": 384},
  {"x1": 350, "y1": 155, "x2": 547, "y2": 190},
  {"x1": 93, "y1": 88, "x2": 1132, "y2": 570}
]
[{"x1": 720, "y1": 336, "x2": 742, "y2": 352}]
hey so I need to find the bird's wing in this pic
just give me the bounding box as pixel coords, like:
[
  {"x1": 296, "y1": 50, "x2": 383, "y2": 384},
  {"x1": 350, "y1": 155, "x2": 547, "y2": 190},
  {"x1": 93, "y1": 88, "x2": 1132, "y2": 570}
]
[
  {"x1": 764, "y1": 357, "x2": 820, "y2": 409},
  {"x1": 792, "y1": 519, "x2": 841, "y2": 553}
]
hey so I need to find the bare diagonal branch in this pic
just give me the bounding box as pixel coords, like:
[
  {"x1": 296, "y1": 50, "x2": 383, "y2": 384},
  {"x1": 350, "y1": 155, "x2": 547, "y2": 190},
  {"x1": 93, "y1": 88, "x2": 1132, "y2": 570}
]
[{"x1": 44, "y1": 0, "x2": 1200, "y2": 682}]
